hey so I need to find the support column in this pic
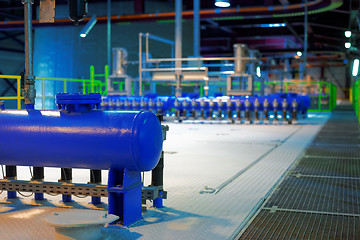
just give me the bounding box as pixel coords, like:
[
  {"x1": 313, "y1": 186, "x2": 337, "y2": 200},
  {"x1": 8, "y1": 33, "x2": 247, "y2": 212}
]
[
  {"x1": 22, "y1": 0, "x2": 36, "y2": 107},
  {"x1": 175, "y1": 0, "x2": 182, "y2": 97},
  {"x1": 107, "y1": 0, "x2": 111, "y2": 73},
  {"x1": 193, "y1": 0, "x2": 200, "y2": 57},
  {"x1": 303, "y1": 0, "x2": 308, "y2": 78}
]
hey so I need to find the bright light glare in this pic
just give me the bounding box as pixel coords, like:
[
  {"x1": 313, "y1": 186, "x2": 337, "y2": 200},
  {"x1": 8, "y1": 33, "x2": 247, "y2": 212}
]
[
  {"x1": 296, "y1": 51, "x2": 302, "y2": 57},
  {"x1": 41, "y1": 111, "x2": 61, "y2": 117},
  {"x1": 352, "y1": 59, "x2": 359, "y2": 77},
  {"x1": 345, "y1": 42, "x2": 351, "y2": 49},
  {"x1": 215, "y1": 0, "x2": 230, "y2": 7},
  {"x1": 345, "y1": 31, "x2": 352, "y2": 38},
  {"x1": 256, "y1": 66, "x2": 261, "y2": 77},
  {"x1": 80, "y1": 33, "x2": 86, "y2": 38},
  {"x1": 221, "y1": 71, "x2": 235, "y2": 74},
  {"x1": 259, "y1": 23, "x2": 286, "y2": 28},
  {"x1": 4, "y1": 110, "x2": 28, "y2": 115}
]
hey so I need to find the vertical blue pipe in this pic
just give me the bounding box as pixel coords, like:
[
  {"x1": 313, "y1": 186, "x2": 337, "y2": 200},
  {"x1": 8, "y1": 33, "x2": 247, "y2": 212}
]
[{"x1": 193, "y1": 0, "x2": 200, "y2": 57}]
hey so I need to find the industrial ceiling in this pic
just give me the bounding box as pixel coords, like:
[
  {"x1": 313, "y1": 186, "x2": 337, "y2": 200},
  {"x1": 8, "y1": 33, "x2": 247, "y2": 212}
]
[{"x1": 0, "y1": 0, "x2": 358, "y2": 57}]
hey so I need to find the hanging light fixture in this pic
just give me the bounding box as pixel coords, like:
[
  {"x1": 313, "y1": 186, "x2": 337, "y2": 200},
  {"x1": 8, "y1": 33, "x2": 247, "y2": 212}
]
[
  {"x1": 79, "y1": 15, "x2": 97, "y2": 38},
  {"x1": 215, "y1": 0, "x2": 231, "y2": 8}
]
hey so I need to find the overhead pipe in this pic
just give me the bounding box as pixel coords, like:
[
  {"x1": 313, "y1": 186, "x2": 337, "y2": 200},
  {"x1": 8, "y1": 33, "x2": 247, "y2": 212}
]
[
  {"x1": 0, "y1": 0, "x2": 342, "y2": 30},
  {"x1": 269, "y1": 62, "x2": 345, "y2": 69}
]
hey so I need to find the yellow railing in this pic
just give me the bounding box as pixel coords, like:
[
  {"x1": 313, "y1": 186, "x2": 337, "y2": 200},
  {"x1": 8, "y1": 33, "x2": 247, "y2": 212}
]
[
  {"x1": 0, "y1": 75, "x2": 23, "y2": 109},
  {"x1": 0, "y1": 75, "x2": 103, "y2": 110}
]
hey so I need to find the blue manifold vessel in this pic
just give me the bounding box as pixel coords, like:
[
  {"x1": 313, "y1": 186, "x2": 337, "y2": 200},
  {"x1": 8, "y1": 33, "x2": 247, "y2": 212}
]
[
  {"x1": 0, "y1": 94, "x2": 163, "y2": 172},
  {"x1": 0, "y1": 93, "x2": 164, "y2": 226}
]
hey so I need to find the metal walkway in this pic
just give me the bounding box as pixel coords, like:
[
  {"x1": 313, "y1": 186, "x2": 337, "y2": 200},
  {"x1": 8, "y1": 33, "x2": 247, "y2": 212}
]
[{"x1": 238, "y1": 104, "x2": 360, "y2": 240}]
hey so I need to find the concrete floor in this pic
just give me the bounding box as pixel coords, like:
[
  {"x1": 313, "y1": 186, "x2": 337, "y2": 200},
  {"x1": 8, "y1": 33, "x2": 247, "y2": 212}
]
[{"x1": 0, "y1": 114, "x2": 330, "y2": 240}]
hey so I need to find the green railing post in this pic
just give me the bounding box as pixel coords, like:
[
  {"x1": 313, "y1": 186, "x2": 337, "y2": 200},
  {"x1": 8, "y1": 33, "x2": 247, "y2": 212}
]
[
  {"x1": 82, "y1": 81, "x2": 86, "y2": 94},
  {"x1": 332, "y1": 84, "x2": 337, "y2": 110},
  {"x1": 104, "y1": 65, "x2": 109, "y2": 95},
  {"x1": 90, "y1": 65, "x2": 95, "y2": 93},
  {"x1": 64, "y1": 80, "x2": 67, "y2": 93}
]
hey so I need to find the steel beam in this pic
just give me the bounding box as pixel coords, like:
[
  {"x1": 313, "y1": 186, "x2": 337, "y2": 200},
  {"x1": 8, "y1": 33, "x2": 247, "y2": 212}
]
[
  {"x1": 0, "y1": 71, "x2": 17, "y2": 96},
  {"x1": 0, "y1": 47, "x2": 24, "y2": 53},
  {"x1": 0, "y1": 179, "x2": 167, "y2": 201},
  {"x1": 283, "y1": 19, "x2": 304, "y2": 46},
  {"x1": 0, "y1": 31, "x2": 24, "y2": 46},
  {"x1": 134, "y1": 0, "x2": 145, "y2": 14},
  {"x1": 0, "y1": 32, "x2": 24, "y2": 42},
  {"x1": 0, "y1": 10, "x2": 22, "y2": 20}
]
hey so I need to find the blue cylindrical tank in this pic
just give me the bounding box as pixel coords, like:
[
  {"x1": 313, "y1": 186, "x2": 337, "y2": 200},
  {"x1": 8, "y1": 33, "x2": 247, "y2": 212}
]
[{"x1": 0, "y1": 110, "x2": 163, "y2": 172}]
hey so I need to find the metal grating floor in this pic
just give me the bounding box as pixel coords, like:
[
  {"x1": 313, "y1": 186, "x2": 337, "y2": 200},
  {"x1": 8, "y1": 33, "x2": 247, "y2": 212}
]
[
  {"x1": 264, "y1": 176, "x2": 360, "y2": 214},
  {"x1": 239, "y1": 210, "x2": 360, "y2": 239},
  {"x1": 293, "y1": 156, "x2": 360, "y2": 177},
  {"x1": 238, "y1": 104, "x2": 360, "y2": 240}
]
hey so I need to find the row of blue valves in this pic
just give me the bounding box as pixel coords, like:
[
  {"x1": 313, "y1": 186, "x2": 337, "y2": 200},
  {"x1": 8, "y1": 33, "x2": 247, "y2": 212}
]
[{"x1": 102, "y1": 93, "x2": 309, "y2": 112}]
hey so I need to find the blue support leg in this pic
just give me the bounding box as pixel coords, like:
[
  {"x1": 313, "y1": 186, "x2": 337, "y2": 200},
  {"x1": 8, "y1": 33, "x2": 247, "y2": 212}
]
[
  {"x1": 33, "y1": 167, "x2": 45, "y2": 201},
  {"x1": 107, "y1": 168, "x2": 142, "y2": 226},
  {"x1": 6, "y1": 166, "x2": 17, "y2": 199},
  {"x1": 7, "y1": 191, "x2": 17, "y2": 199},
  {"x1": 62, "y1": 195, "x2": 72, "y2": 203},
  {"x1": 35, "y1": 193, "x2": 44, "y2": 200},
  {"x1": 90, "y1": 169, "x2": 102, "y2": 205},
  {"x1": 60, "y1": 168, "x2": 72, "y2": 203},
  {"x1": 153, "y1": 193, "x2": 164, "y2": 208}
]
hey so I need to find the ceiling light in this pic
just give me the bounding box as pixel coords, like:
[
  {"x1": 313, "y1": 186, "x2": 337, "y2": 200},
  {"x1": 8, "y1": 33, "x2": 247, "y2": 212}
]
[
  {"x1": 79, "y1": 15, "x2": 97, "y2": 38},
  {"x1": 345, "y1": 31, "x2": 352, "y2": 38},
  {"x1": 352, "y1": 59, "x2": 359, "y2": 77},
  {"x1": 215, "y1": 0, "x2": 230, "y2": 8},
  {"x1": 259, "y1": 23, "x2": 286, "y2": 28},
  {"x1": 296, "y1": 51, "x2": 302, "y2": 57},
  {"x1": 345, "y1": 42, "x2": 351, "y2": 49}
]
